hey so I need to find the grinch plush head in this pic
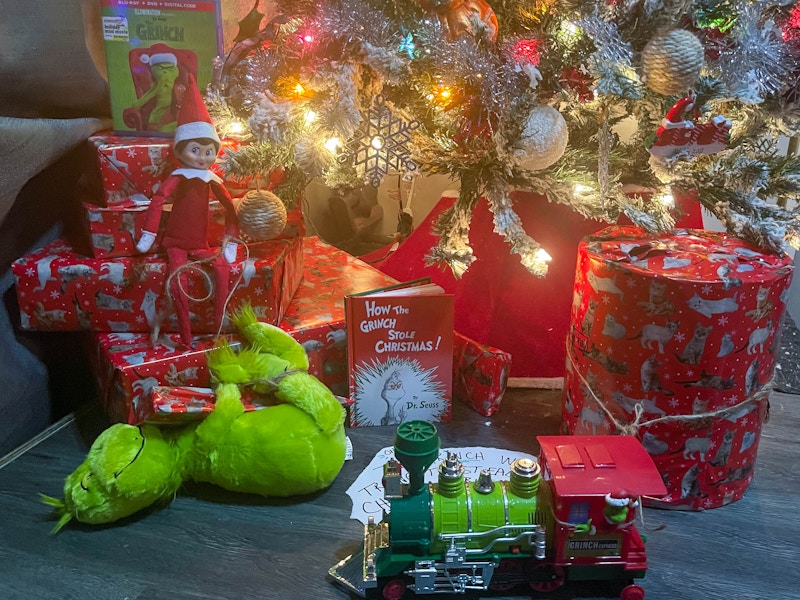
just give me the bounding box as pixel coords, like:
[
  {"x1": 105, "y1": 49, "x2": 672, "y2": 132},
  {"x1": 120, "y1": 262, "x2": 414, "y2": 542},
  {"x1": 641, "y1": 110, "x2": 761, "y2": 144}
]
[{"x1": 43, "y1": 305, "x2": 347, "y2": 532}]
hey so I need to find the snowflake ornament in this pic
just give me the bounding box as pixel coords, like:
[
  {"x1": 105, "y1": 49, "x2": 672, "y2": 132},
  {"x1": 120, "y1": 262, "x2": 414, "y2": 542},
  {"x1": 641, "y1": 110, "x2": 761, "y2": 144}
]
[{"x1": 346, "y1": 95, "x2": 419, "y2": 187}]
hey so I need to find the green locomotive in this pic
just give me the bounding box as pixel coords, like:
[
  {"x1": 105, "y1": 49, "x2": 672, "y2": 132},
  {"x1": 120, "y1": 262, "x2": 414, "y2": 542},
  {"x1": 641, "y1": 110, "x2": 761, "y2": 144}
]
[{"x1": 331, "y1": 421, "x2": 665, "y2": 599}]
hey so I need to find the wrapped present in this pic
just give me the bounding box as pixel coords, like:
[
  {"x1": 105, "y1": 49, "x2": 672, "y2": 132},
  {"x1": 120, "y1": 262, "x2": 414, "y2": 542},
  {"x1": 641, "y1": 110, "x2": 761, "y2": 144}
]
[
  {"x1": 279, "y1": 236, "x2": 401, "y2": 397},
  {"x1": 452, "y1": 333, "x2": 512, "y2": 417},
  {"x1": 82, "y1": 199, "x2": 305, "y2": 260},
  {"x1": 562, "y1": 227, "x2": 794, "y2": 510},
  {"x1": 12, "y1": 236, "x2": 304, "y2": 333},
  {"x1": 86, "y1": 133, "x2": 242, "y2": 206},
  {"x1": 82, "y1": 200, "x2": 226, "y2": 259},
  {"x1": 141, "y1": 386, "x2": 264, "y2": 424},
  {"x1": 92, "y1": 332, "x2": 241, "y2": 424},
  {"x1": 138, "y1": 386, "x2": 352, "y2": 424}
]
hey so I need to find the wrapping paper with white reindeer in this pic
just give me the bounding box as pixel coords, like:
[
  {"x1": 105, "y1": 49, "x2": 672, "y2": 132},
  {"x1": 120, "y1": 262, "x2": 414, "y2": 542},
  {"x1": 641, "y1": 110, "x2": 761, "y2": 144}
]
[
  {"x1": 85, "y1": 133, "x2": 242, "y2": 207},
  {"x1": 12, "y1": 236, "x2": 303, "y2": 333},
  {"x1": 92, "y1": 333, "x2": 241, "y2": 424},
  {"x1": 562, "y1": 227, "x2": 794, "y2": 510}
]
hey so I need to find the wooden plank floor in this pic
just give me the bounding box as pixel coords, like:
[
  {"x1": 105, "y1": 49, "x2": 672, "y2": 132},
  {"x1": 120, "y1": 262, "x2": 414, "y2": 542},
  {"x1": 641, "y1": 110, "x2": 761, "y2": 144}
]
[{"x1": 0, "y1": 388, "x2": 797, "y2": 600}]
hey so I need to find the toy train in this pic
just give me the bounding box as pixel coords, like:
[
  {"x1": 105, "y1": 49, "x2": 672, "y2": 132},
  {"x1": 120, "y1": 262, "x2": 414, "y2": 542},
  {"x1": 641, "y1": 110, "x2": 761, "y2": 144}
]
[{"x1": 330, "y1": 421, "x2": 667, "y2": 599}]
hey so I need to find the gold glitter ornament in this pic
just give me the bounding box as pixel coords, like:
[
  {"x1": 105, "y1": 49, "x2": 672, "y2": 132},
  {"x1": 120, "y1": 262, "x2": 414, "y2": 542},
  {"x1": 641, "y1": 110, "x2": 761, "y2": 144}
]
[
  {"x1": 236, "y1": 189, "x2": 288, "y2": 242},
  {"x1": 641, "y1": 29, "x2": 705, "y2": 96}
]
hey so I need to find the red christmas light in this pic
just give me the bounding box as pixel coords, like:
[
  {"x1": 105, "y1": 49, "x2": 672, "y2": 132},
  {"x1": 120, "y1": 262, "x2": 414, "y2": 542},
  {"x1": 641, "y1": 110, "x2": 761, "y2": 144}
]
[
  {"x1": 782, "y1": 3, "x2": 800, "y2": 41},
  {"x1": 511, "y1": 39, "x2": 542, "y2": 66}
]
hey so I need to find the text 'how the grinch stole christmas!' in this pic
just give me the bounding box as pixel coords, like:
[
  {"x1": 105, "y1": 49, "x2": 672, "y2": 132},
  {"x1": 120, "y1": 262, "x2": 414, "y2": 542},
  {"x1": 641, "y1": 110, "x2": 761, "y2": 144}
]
[{"x1": 360, "y1": 300, "x2": 440, "y2": 353}]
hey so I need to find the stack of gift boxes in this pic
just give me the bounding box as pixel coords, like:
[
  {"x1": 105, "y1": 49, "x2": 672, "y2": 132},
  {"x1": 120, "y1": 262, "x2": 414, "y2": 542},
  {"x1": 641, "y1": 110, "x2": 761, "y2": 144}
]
[{"x1": 13, "y1": 133, "x2": 511, "y2": 426}]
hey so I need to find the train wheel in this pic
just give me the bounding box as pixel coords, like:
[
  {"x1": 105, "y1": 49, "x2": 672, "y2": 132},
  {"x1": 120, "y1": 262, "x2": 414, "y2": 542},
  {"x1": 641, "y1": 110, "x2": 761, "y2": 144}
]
[
  {"x1": 620, "y1": 584, "x2": 646, "y2": 600},
  {"x1": 381, "y1": 578, "x2": 408, "y2": 600},
  {"x1": 528, "y1": 563, "x2": 565, "y2": 593},
  {"x1": 489, "y1": 559, "x2": 522, "y2": 591}
]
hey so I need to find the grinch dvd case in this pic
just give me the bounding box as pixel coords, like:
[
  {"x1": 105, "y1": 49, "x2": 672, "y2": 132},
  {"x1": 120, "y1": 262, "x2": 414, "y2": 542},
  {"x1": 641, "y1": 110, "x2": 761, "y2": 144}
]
[{"x1": 101, "y1": 0, "x2": 223, "y2": 135}]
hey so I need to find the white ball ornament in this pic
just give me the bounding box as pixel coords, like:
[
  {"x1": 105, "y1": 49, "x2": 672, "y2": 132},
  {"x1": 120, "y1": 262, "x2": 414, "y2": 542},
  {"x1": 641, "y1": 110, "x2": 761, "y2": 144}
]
[{"x1": 512, "y1": 105, "x2": 569, "y2": 171}]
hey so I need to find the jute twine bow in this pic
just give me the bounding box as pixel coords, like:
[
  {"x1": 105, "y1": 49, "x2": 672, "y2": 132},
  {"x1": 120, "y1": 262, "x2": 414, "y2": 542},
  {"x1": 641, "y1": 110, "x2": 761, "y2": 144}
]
[
  {"x1": 157, "y1": 236, "x2": 250, "y2": 342},
  {"x1": 566, "y1": 343, "x2": 771, "y2": 437}
]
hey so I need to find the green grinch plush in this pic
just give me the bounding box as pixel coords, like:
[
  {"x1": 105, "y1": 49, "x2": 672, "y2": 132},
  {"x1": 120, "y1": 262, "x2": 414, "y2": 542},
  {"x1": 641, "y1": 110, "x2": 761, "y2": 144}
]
[{"x1": 42, "y1": 305, "x2": 347, "y2": 532}]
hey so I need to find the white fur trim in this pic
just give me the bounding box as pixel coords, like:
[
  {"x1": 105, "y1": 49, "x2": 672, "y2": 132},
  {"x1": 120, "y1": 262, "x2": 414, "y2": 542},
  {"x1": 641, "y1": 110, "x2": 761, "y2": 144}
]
[
  {"x1": 661, "y1": 119, "x2": 694, "y2": 130},
  {"x1": 141, "y1": 53, "x2": 177, "y2": 66},
  {"x1": 172, "y1": 168, "x2": 223, "y2": 184},
  {"x1": 174, "y1": 122, "x2": 220, "y2": 146},
  {"x1": 604, "y1": 493, "x2": 630, "y2": 507}
]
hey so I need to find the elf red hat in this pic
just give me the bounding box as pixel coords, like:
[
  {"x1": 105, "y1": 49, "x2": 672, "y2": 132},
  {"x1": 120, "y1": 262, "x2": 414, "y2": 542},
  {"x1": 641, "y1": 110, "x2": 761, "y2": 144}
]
[{"x1": 174, "y1": 73, "x2": 220, "y2": 149}]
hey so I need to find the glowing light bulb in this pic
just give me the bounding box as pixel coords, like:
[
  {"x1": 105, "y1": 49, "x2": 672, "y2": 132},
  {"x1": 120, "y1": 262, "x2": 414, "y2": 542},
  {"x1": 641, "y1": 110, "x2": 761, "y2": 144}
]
[
  {"x1": 574, "y1": 184, "x2": 592, "y2": 194},
  {"x1": 303, "y1": 34, "x2": 314, "y2": 43},
  {"x1": 294, "y1": 83, "x2": 305, "y2": 95},
  {"x1": 370, "y1": 135, "x2": 385, "y2": 150},
  {"x1": 536, "y1": 248, "x2": 552, "y2": 263},
  {"x1": 657, "y1": 193, "x2": 675, "y2": 208},
  {"x1": 440, "y1": 88, "x2": 451, "y2": 99},
  {"x1": 304, "y1": 110, "x2": 317, "y2": 124},
  {"x1": 324, "y1": 137, "x2": 341, "y2": 153},
  {"x1": 558, "y1": 21, "x2": 582, "y2": 47},
  {"x1": 228, "y1": 121, "x2": 245, "y2": 135}
]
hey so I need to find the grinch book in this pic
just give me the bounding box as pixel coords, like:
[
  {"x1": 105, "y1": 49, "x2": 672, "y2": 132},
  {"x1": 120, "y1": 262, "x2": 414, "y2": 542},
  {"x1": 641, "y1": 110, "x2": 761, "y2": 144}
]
[
  {"x1": 345, "y1": 279, "x2": 454, "y2": 427},
  {"x1": 101, "y1": 0, "x2": 223, "y2": 135}
]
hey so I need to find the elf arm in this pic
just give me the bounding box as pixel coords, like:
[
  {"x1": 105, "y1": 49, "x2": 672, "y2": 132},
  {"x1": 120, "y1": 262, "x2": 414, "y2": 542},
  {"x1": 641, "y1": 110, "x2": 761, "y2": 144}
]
[
  {"x1": 137, "y1": 175, "x2": 181, "y2": 253},
  {"x1": 211, "y1": 180, "x2": 239, "y2": 263}
]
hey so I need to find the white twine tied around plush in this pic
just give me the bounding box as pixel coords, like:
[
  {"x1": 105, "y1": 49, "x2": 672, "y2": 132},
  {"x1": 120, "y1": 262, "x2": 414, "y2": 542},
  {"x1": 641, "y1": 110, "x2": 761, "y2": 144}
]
[
  {"x1": 156, "y1": 236, "x2": 250, "y2": 342},
  {"x1": 566, "y1": 342, "x2": 772, "y2": 439}
]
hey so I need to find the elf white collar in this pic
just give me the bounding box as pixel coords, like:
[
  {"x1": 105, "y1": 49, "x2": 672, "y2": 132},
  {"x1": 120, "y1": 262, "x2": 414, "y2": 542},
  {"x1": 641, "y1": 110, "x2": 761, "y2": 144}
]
[{"x1": 172, "y1": 168, "x2": 223, "y2": 184}]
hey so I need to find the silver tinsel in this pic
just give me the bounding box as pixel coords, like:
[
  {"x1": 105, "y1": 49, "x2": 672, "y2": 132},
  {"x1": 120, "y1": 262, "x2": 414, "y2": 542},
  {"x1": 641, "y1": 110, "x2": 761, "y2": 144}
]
[
  {"x1": 579, "y1": 14, "x2": 643, "y2": 99},
  {"x1": 714, "y1": 2, "x2": 794, "y2": 102}
]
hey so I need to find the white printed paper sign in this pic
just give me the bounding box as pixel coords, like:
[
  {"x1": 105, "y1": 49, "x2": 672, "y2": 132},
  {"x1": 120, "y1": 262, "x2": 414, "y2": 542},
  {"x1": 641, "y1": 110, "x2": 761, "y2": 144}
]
[{"x1": 347, "y1": 446, "x2": 536, "y2": 524}]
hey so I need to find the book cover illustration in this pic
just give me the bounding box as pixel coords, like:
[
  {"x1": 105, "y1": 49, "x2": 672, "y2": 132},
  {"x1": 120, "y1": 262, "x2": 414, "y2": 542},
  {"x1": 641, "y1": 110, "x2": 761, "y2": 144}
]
[
  {"x1": 101, "y1": 0, "x2": 223, "y2": 134},
  {"x1": 346, "y1": 283, "x2": 454, "y2": 427}
]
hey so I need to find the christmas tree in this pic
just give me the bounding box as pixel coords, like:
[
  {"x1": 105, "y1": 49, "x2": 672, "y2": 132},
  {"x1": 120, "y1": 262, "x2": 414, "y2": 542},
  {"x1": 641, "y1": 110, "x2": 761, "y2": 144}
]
[{"x1": 208, "y1": 0, "x2": 800, "y2": 277}]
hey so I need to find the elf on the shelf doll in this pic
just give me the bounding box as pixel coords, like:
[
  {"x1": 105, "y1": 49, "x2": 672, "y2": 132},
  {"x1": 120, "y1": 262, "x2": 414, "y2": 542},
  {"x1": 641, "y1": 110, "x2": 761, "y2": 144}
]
[{"x1": 136, "y1": 73, "x2": 239, "y2": 346}]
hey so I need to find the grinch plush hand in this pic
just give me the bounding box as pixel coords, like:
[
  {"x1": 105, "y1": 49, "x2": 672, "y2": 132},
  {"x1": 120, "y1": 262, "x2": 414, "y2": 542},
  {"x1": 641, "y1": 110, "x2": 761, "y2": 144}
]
[
  {"x1": 136, "y1": 231, "x2": 156, "y2": 254},
  {"x1": 223, "y1": 240, "x2": 237, "y2": 263}
]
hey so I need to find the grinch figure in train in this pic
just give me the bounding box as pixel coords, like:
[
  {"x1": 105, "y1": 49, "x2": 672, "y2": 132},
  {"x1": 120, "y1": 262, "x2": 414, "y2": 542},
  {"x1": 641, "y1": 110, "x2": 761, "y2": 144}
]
[
  {"x1": 135, "y1": 73, "x2": 239, "y2": 345},
  {"x1": 41, "y1": 305, "x2": 347, "y2": 531}
]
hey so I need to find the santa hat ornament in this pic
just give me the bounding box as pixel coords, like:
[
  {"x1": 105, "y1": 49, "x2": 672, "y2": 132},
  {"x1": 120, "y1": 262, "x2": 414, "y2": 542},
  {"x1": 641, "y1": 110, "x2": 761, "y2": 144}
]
[
  {"x1": 605, "y1": 489, "x2": 634, "y2": 508},
  {"x1": 174, "y1": 73, "x2": 220, "y2": 149}
]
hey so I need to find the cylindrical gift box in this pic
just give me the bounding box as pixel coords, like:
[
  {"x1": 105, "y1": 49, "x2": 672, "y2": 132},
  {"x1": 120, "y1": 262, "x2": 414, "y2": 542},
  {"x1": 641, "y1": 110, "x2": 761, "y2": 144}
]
[{"x1": 562, "y1": 227, "x2": 794, "y2": 510}]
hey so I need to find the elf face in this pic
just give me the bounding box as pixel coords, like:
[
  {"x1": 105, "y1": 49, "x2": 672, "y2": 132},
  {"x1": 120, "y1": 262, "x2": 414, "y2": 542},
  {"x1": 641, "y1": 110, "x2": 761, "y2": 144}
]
[{"x1": 177, "y1": 140, "x2": 218, "y2": 170}]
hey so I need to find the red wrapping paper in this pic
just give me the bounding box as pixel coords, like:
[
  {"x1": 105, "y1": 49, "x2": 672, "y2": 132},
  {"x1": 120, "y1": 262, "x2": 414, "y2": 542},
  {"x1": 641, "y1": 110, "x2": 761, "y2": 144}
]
[
  {"x1": 86, "y1": 133, "x2": 242, "y2": 206},
  {"x1": 92, "y1": 333, "x2": 241, "y2": 424},
  {"x1": 81, "y1": 195, "x2": 304, "y2": 260},
  {"x1": 89, "y1": 237, "x2": 511, "y2": 424},
  {"x1": 452, "y1": 333, "x2": 512, "y2": 417},
  {"x1": 141, "y1": 386, "x2": 263, "y2": 424},
  {"x1": 563, "y1": 227, "x2": 794, "y2": 509},
  {"x1": 279, "y1": 237, "x2": 401, "y2": 397},
  {"x1": 12, "y1": 236, "x2": 304, "y2": 333}
]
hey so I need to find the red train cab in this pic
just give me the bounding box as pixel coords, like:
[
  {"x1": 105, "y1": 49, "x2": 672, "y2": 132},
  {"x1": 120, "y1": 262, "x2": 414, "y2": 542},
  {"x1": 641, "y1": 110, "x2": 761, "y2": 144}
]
[{"x1": 537, "y1": 435, "x2": 667, "y2": 589}]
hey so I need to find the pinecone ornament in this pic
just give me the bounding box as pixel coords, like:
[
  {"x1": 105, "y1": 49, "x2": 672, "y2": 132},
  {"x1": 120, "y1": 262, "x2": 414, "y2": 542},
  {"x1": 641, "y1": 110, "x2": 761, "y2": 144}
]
[{"x1": 236, "y1": 189, "x2": 288, "y2": 242}]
